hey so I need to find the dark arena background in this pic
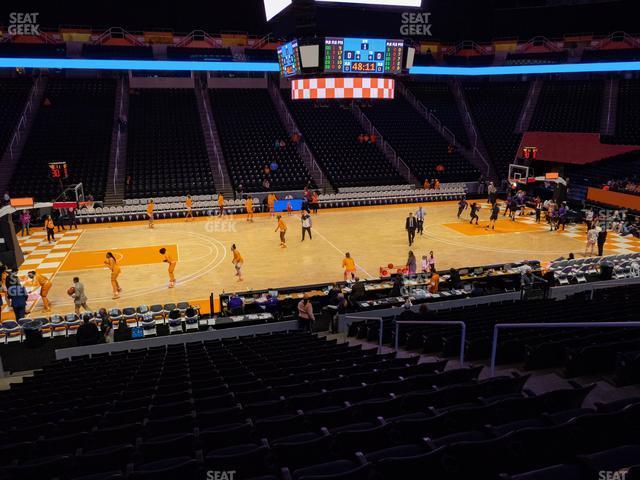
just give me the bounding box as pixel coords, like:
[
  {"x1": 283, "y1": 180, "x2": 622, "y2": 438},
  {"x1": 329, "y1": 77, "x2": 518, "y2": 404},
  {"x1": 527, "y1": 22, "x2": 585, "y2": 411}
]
[{"x1": 0, "y1": 1, "x2": 640, "y2": 479}]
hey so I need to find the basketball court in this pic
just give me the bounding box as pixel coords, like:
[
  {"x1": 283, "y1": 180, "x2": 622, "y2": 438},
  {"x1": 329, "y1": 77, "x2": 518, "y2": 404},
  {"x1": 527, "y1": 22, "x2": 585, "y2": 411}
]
[{"x1": 5, "y1": 200, "x2": 640, "y2": 319}]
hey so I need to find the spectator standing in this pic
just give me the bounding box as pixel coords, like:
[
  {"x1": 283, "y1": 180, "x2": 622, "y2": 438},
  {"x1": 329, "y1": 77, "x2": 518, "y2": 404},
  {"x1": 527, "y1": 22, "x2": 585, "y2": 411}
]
[
  {"x1": 301, "y1": 211, "x2": 313, "y2": 241},
  {"x1": 7, "y1": 275, "x2": 28, "y2": 321},
  {"x1": 19, "y1": 210, "x2": 31, "y2": 237},
  {"x1": 597, "y1": 224, "x2": 608, "y2": 256},
  {"x1": 297, "y1": 294, "x2": 315, "y2": 332},
  {"x1": 406, "y1": 250, "x2": 417, "y2": 275}
]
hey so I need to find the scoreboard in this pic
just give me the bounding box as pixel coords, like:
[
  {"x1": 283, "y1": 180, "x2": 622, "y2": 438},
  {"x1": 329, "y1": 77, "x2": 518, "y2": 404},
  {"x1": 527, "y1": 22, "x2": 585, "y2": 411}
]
[
  {"x1": 324, "y1": 37, "x2": 404, "y2": 74},
  {"x1": 277, "y1": 39, "x2": 302, "y2": 77}
]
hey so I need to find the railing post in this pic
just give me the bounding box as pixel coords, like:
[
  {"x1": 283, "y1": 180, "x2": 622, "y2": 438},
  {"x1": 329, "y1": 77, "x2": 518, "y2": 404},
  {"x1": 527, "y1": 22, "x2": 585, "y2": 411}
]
[{"x1": 490, "y1": 325, "x2": 500, "y2": 376}]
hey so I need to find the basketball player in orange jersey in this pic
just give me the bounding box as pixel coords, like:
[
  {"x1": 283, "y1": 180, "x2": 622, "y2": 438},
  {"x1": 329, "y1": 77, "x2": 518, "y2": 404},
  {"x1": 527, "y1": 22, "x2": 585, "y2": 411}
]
[
  {"x1": 104, "y1": 252, "x2": 122, "y2": 299},
  {"x1": 185, "y1": 194, "x2": 193, "y2": 221},
  {"x1": 146, "y1": 199, "x2": 155, "y2": 229},
  {"x1": 275, "y1": 215, "x2": 287, "y2": 248},
  {"x1": 267, "y1": 193, "x2": 276, "y2": 217},
  {"x1": 217, "y1": 193, "x2": 224, "y2": 216},
  {"x1": 28, "y1": 270, "x2": 52, "y2": 312},
  {"x1": 342, "y1": 252, "x2": 356, "y2": 281},
  {"x1": 245, "y1": 196, "x2": 254, "y2": 222},
  {"x1": 159, "y1": 248, "x2": 177, "y2": 288},
  {"x1": 231, "y1": 244, "x2": 244, "y2": 281}
]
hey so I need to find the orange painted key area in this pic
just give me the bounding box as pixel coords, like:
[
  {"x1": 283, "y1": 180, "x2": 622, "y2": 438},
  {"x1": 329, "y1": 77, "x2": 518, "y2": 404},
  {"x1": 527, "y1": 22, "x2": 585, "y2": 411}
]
[{"x1": 60, "y1": 245, "x2": 179, "y2": 271}]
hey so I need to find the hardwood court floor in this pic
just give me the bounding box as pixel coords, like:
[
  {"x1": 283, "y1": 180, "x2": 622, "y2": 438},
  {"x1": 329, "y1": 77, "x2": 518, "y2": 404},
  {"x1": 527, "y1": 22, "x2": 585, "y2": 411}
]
[{"x1": 10, "y1": 201, "x2": 640, "y2": 318}]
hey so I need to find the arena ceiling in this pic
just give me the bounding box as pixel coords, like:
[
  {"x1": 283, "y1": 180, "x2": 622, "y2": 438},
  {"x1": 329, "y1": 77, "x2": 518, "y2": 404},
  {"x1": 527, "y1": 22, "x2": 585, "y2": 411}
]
[{"x1": 1, "y1": 0, "x2": 636, "y2": 41}]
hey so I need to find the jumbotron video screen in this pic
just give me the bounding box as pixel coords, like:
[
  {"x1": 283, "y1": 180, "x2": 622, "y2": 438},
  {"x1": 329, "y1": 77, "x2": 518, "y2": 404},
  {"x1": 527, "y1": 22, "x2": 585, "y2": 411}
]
[{"x1": 324, "y1": 37, "x2": 404, "y2": 74}]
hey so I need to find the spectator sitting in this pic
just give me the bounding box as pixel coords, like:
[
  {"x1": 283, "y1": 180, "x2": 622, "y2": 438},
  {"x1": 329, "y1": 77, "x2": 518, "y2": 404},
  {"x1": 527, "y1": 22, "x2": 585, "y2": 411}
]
[
  {"x1": 397, "y1": 298, "x2": 417, "y2": 322},
  {"x1": 228, "y1": 293, "x2": 244, "y2": 315},
  {"x1": 349, "y1": 277, "x2": 367, "y2": 303},
  {"x1": 76, "y1": 316, "x2": 100, "y2": 346},
  {"x1": 448, "y1": 268, "x2": 462, "y2": 289}
]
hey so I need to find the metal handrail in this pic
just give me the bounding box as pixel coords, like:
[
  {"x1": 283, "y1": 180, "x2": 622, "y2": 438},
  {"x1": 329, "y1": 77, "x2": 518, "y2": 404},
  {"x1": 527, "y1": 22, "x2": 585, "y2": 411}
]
[
  {"x1": 267, "y1": 76, "x2": 325, "y2": 188},
  {"x1": 490, "y1": 321, "x2": 640, "y2": 376},
  {"x1": 199, "y1": 76, "x2": 225, "y2": 190},
  {"x1": 8, "y1": 76, "x2": 40, "y2": 160},
  {"x1": 395, "y1": 320, "x2": 466, "y2": 365},
  {"x1": 343, "y1": 315, "x2": 387, "y2": 353},
  {"x1": 113, "y1": 76, "x2": 126, "y2": 196}
]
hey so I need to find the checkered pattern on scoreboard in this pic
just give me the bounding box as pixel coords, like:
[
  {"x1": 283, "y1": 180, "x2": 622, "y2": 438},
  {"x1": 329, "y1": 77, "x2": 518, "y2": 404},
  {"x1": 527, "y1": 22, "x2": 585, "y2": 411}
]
[{"x1": 291, "y1": 77, "x2": 395, "y2": 100}]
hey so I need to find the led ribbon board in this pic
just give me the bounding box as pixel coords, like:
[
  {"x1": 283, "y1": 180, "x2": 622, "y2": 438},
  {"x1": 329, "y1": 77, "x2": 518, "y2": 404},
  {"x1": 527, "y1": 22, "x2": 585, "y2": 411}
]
[
  {"x1": 292, "y1": 77, "x2": 395, "y2": 99},
  {"x1": 0, "y1": 58, "x2": 280, "y2": 72},
  {"x1": 1, "y1": 58, "x2": 640, "y2": 76},
  {"x1": 409, "y1": 61, "x2": 640, "y2": 76}
]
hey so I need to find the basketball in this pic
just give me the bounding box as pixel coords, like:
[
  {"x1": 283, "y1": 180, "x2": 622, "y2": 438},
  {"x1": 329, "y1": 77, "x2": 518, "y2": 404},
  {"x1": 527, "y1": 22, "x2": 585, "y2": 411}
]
[
  {"x1": 67, "y1": 287, "x2": 75, "y2": 296},
  {"x1": 387, "y1": 263, "x2": 394, "y2": 269}
]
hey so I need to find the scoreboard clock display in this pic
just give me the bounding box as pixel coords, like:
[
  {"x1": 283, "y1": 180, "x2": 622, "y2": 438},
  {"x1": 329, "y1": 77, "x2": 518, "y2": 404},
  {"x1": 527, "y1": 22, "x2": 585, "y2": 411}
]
[
  {"x1": 277, "y1": 39, "x2": 302, "y2": 77},
  {"x1": 48, "y1": 161, "x2": 69, "y2": 180},
  {"x1": 324, "y1": 37, "x2": 404, "y2": 74}
]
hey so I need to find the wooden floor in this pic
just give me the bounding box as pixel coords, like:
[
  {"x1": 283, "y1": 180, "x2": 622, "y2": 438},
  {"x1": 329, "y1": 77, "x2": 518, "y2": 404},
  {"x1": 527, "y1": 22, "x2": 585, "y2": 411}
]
[{"x1": 7, "y1": 201, "x2": 640, "y2": 318}]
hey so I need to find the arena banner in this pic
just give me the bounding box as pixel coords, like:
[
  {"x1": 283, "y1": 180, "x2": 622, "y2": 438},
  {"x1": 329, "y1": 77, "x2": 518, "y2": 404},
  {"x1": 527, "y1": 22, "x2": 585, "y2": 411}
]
[
  {"x1": 587, "y1": 187, "x2": 640, "y2": 211},
  {"x1": 291, "y1": 77, "x2": 394, "y2": 100}
]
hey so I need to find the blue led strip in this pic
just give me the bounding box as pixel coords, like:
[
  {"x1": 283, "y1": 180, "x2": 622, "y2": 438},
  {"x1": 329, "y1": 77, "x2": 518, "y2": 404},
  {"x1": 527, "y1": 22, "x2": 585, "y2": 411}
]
[
  {"x1": 1, "y1": 57, "x2": 639, "y2": 75},
  {"x1": 0, "y1": 57, "x2": 281, "y2": 72},
  {"x1": 409, "y1": 61, "x2": 640, "y2": 76}
]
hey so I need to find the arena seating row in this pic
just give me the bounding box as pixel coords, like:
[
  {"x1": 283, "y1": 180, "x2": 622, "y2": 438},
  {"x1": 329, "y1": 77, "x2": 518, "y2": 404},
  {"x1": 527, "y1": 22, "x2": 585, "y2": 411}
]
[
  {"x1": 166, "y1": 47, "x2": 233, "y2": 61},
  {"x1": 529, "y1": 79, "x2": 603, "y2": 133},
  {"x1": 76, "y1": 184, "x2": 467, "y2": 222},
  {"x1": 442, "y1": 54, "x2": 495, "y2": 66},
  {"x1": 244, "y1": 49, "x2": 278, "y2": 62},
  {"x1": 0, "y1": 302, "x2": 197, "y2": 343},
  {"x1": 284, "y1": 98, "x2": 406, "y2": 187},
  {"x1": 581, "y1": 47, "x2": 640, "y2": 63},
  {"x1": 505, "y1": 51, "x2": 569, "y2": 65},
  {"x1": 0, "y1": 43, "x2": 66, "y2": 58},
  {"x1": 548, "y1": 252, "x2": 640, "y2": 284},
  {"x1": 0, "y1": 332, "x2": 638, "y2": 479},
  {"x1": 210, "y1": 88, "x2": 313, "y2": 191},
  {"x1": 318, "y1": 184, "x2": 466, "y2": 208},
  {"x1": 125, "y1": 89, "x2": 214, "y2": 198},
  {"x1": 603, "y1": 78, "x2": 640, "y2": 145},
  {"x1": 9, "y1": 79, "x2": 116, "y2": 201},
  {"x1": 367, "y1": 284, "x2": 640, "y2": 376},
  {"x1": 565, "y1": 150, "x2": 640, "y2": 195},
  {"x1": 0, "y1": 77, "x2": 32, "y2": 156},
  {"x1": 82, "y1": 44, "x2": 153, "y2": 60},
  {"x1": 362, "y1": 95, "x2": 479, "y2": 182},
  {"x1": 404, "y1": 80, "x2": 469, "y2": 146},
  {"x1": 463, "y1": 81, "x2": 529, "y2": 179}
]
